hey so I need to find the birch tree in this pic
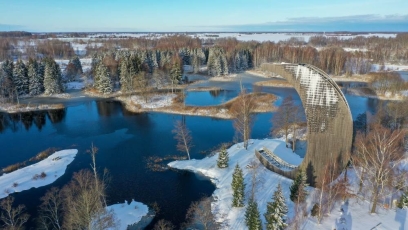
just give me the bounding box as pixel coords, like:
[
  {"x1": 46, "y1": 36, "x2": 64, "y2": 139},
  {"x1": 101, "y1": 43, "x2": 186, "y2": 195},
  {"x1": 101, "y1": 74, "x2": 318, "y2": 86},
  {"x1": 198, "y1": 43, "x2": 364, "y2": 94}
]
[
  {"x1": 271, "y1": 96, "x2": 296, "y2": 148},
  {"x1": 352, "y1": 125, "x2": 405, "y2": 213},
  {"x1": 0, "y1": 196, "x2": 29, "y2": 230},
  {"x1": 172, "y1": 120, "x2": 193, "y2": 160},
  {"x1": 229, "y1": 87, "x2": 255, "y2": 150}
]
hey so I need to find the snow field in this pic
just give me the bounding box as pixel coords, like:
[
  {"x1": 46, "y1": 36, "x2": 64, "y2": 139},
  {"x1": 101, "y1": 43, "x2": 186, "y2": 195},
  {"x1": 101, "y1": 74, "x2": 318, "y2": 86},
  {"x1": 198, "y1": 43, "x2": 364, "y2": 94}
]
[{"x1": 0, "y1": 149, "x2": 78, "y2": 199}]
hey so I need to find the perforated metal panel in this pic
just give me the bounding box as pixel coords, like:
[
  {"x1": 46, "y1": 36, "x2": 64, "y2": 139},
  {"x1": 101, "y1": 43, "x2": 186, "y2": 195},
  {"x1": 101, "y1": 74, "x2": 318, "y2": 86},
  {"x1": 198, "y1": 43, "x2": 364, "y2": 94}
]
[{"x1": 260, "y1": 63, "x2": 353, "y2": 181}]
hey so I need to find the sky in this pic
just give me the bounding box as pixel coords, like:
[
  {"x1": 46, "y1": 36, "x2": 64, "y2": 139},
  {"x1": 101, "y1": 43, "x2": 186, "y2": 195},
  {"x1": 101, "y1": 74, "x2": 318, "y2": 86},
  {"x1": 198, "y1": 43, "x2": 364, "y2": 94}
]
[{"x1": 1, "y1": 0, "x2": 407, "y2": 32}]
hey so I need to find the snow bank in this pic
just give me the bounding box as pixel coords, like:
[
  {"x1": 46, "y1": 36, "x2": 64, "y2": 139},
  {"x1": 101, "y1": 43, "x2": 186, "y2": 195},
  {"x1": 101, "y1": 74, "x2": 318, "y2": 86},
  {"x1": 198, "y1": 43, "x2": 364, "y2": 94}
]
[
  {"x1": 107, "y1": 200, "x2": 151, "y2": 230},
  {"x1": 0, "y1": 149, "x2": 78, "y2": 199},
  {"x1": 130, "y1": 94, "x2": 177, "y2": 109},
  {"x1": 372, "y1": 63, "x2": 408, "y2": 72}
]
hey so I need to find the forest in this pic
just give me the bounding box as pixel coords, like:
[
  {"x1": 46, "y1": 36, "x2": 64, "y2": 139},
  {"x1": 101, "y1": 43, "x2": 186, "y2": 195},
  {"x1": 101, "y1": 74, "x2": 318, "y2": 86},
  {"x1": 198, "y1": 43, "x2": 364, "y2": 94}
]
[{"x1": 1, "y1": 33, "x2": 408, "y2": 100}]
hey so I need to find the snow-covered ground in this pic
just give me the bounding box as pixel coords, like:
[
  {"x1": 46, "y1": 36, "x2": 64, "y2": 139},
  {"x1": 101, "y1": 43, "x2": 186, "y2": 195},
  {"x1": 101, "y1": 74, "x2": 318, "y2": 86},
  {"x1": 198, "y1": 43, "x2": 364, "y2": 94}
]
[
  {"x1": 0, "y1": 149, "x2": 78, "y2": 199},
  {"x1": 168, "y1": 139, "x2": 408, "y2": 230},
  {"x1": 169, "y1": 139, "x2": 303, "y2": 229},
  {"x1": 76, "y1": 32, "x2": 397, "y2": 43},
  {"x1": 372, "y1": 63, "x2": 408, "y2": 72},
  {"x1": 130, "y1": 93, "x2": 177, "y2": 109},
  {"x1": 107, "y1": 200, "x2": 152, "y2": 230},
  {"x1": 195, "y1": 32, "x2": 396, "y2": 43}
]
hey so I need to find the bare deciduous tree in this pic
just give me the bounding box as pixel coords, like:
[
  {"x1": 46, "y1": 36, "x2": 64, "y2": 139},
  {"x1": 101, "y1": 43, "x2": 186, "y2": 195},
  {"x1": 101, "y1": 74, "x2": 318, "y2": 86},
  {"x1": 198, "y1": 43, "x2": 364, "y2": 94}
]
[
  {"x1": 271, "y1": 96, "x2": 297, "y2": 148},
  {"x1": 352, "y1": 125, "x2": 406, "y2": 213},
  {"x1": 37, "y1": 187, "x2": 63, "y2": 230},
  {"x1": 134, "y1": 71, "x2": 152, "y2": 103},
  {"x1": 290, "y1": 105, "x2": 303, "y2": 152},
  {"x1": 184, "y1": 197, "x2": 218, "y2": 230},
  {"x1": 0, "y1": 196, "x2": 29, "y2": 230},
  {"x1": 313, "y1": 155, "x2": 350, "y2": 223},
  {"x1": 247, "y1": 159, "x2": 262, "y2": 200},
  {"x1": 62, "y1": 169, "x2": 116, "y2": 230},
  {"x1": 229, "y1": 87, "x2": 255, "y2": 150},
  {"x1": 172, "y1": 120, "x2": 193, "y2": 160},
  {"x1": 153, "y1": 219, "x2": 175, "y2": 230}
]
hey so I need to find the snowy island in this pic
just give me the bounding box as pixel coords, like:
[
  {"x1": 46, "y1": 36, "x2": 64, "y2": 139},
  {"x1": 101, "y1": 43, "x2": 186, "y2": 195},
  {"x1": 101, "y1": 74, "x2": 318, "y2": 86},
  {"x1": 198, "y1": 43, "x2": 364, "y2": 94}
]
[
  {"x1": 0, "y1": 149, "x2": 78, "y2": 199},
  {"x1": 169, "y1": 139, "x2": 408, "y2": 230},
  {"x1": 107, "y1": 200, "x2": 153, "y2": 230}
]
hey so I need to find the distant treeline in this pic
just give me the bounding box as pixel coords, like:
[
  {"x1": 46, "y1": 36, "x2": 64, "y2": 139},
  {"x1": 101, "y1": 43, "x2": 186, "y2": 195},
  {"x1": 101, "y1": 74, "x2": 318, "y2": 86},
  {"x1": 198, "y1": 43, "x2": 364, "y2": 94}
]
[
  {"x1": 1, "y1": 33, "x2": 408, "y2": 76},
  {"x1": 0, "y1": 31, "x2": 32, "y2": 38}
]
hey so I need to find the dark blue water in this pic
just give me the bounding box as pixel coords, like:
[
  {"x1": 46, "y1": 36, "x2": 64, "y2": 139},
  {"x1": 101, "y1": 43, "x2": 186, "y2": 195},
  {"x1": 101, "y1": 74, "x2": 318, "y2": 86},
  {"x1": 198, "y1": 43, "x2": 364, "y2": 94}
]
[
  {"x1": 185, "y1": 90, "x2": 238, "y2": 106},
  {"x1": 0, "y1": 73, "x2": 378, "y2": 229},
  {"x1": 0, "y1": 99, "x2": 274, "y2": 229}
]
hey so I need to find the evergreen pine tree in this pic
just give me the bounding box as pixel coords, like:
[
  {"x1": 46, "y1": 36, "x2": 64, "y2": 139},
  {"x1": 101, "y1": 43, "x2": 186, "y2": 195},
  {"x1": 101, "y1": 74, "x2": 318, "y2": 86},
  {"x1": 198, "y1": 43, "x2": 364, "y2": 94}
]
[
  {"x1": 43, "y1": 58, "x2": 63, "y2": 95},
  {"x1": 95, "y1": 63, "x2": 112, "y2": 94},
  {"x1": 0, "y1": 60, "x2": 14, "y2": 98},
  {"x1": 290, "y1": 169, "x2": 308, "y2": 203},
  {"x1": 170, "y1": 63, "x2": 181, "y2": 93},
  {"x1": 397, "y1": 190, "x2": 408, "y2": 209},
  {"x1": 217, "y1": 146, "x2": 229, "y2": 168},
  {"x1": 1, "y1": 60, "x2": 13, "y2": 79},
  {"x1": 71, "y1": 56, "x2": 83, "y2": 74},
  {"x1": 245, "y1": 198, "x2": 262, "y2": 230},
  {"x1": 28, "y1": 59, "x2": 44, "y2": 96},
  {"x1": 13, "y1": 60, "x2": 29, "y2": 95},
  {"x1": 265, "y1": 183, "x2": 288, "y2": 230},
  {"x1": 119, "y1": 55, "x2": 141, "y2": 92},
  {"x1": 232, "y1": 164, "x2": 245, "y2": 207},
  {"x1": 119, "y1": 57, "x2": 131, "y2": 92}
]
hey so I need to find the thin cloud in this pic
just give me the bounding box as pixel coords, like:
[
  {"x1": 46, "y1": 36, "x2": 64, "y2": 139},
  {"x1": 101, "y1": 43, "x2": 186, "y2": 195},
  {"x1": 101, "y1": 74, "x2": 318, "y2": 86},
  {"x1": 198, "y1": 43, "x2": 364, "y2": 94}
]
[
  {"x1": 196, "y1": 14, "x2": 408, "y2": 32},
  {"x1": 272, "y1": 14, "x2": 408, "y2": 25}
]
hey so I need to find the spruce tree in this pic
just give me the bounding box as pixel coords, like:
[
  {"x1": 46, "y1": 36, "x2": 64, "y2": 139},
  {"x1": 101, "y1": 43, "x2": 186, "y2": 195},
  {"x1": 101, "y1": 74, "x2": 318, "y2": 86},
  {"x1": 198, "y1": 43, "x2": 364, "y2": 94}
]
[
  {"x1": 290, "y1": 169, "x2": 308, "y2": 203},
  {"x1": 245, "y1": 198, "x2": 262, "y2": 230},
  {"x1": 397, "y1": 190, "x2": 408, "y2": 209},
  {"x1": 71, "y1": 56, "x2": 83, "y2": 74},
  {"x1": 1, "y1": 60, "x2": 14, "y2": 80},
  {"x1": 217, "y1": 146, "x2": 229, "y2": 168},
  {"x1": 28, "y1": 59, "x2": 44, "y2": 96},
  {"x1": 232, "y1": 164, "x2": 245, "y2": 207},
  {"x1": 265, "y1": 183, "x2": 288, "y2": 230},
  {"x1": 0, "y1": 60, "x2": 14, "y2": 98},
  {"x1": 43, "y1": 58, "x2": 63, "y2": 95},
  {"x1": 170, "y1": 63, "x2": 181, "y2": 93},
  {"x1": 13, "y1": 60, "x2": 29, "y2": 95},
  {"x1": 95, "y1": 63, "x2": 112, "y2": 94},
  {"x1": 119, "y1": 55, "x2": 141, "y2": 92}
]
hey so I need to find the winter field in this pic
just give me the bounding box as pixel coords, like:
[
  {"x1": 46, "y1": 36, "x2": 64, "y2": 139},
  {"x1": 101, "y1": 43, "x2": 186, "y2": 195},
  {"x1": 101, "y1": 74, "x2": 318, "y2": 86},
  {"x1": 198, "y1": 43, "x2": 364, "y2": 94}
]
[
  {"x1": 80, "y1": 32, "x2": 397, "y2": 43},
  {"x1": 169, "y1": 139, "x2": 408, "y2": 230}
]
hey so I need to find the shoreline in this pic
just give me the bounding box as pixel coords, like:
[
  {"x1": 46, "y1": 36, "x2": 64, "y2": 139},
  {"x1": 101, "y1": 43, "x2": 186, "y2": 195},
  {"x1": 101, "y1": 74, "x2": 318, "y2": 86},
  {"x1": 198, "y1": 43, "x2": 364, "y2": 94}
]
[
  {"x1": 0, "y1": 102, "x2": 65, "y2": 114},
  {"x1": 345, "y1": 88, "x2": 407, "y2": 101},
  {"x1": 2, "y1": 69, "x2": 404, "y2": 114},
  {"x1": 118, "y1": 92, "x2": 277, "y2": 119}
]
